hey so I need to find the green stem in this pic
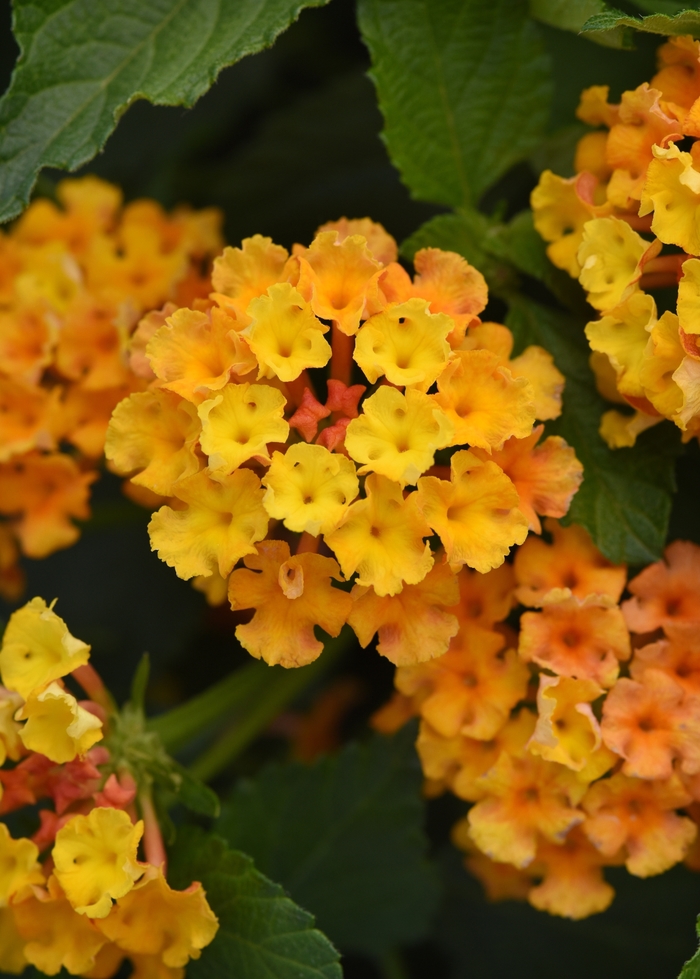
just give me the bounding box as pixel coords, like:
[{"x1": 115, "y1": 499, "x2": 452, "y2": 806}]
[
  {"x1": 188, "y1": 627, "x2": 352, "y2": 782},
  {"x1": 147, "y1": 661, "x2": 270, "y2": 752}
]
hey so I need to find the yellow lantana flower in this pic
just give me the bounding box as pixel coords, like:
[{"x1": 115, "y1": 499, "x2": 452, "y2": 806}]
[
  {"x1": 530, "y1": 170, "x2": 599, "y2": 277},
  {"x1": 198, "y1": 382, "x2": 289, "y2": 476},
  {"x1": 577, "y1": 217, "x2": 659, "y2": 313},
  {"x1": 0, "y1": 823, "x2": 43, "y2": 906},
  {"x1": 345, "y1": 386, "x2": 454, "y2": 486},
  {"x1": 433, "y1": 350, "x2": 535, "y2": 452},
  {"x1": 640, "y1": 142, "x2": 700, "y2": 254},
  {"x1": 325, "y1": 473, "x2": 433, "y2": 597},
  {"x1": 585, "y1": 292, "x2": 657, "y2": 401},
  {"x1": 244, "y1": 283, "x2": 331, "y2": 381},
  {"x1": 97, "y1": 866, "x2": 219, "y2": 969},
  {"x1": 53, "y1": 808, "x2": 144, "y2": 918},
  {"x1": 148, "y1": 469, "x2": 269, "y2": 580},
  {"x1": 211, "y1": 234, "x2": 291, "y2": 327},
  {"x1": 105, "y1": 389, "x2": 201, "y2": 496},
  {"x1": 228, "y1": 540, "x2": 353, "y2": 667},
  {"x1": 0, "y1": 689, "x2": 23, "y2": 766},
  {"x1": 415, "y1": 450, "x2": 528, "y2": 573},
  {"x1": 16, "y1": 682, "x2": 103, "y2": 764},
  {"x1": 261, "y1": 442, "x2": 359, "y2": 535},
  {"x1": 353, "y1": 298, "x2": 453, "y2": 390},
  {"x1": 0, "y1": 597, "x2": 90, "y2": 700},
  {"x1": 677, "y1": 257, "x2": 700, "y2": 336}
]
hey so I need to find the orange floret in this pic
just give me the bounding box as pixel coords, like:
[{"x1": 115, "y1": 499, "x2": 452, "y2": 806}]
[
  {"x1": 518, "y1": 596, "x2": 631, "y2": 688},
  {"x1": 129, "y1": 303, "x2": 178, "y2": 380},
  {"x1": 601, "y1": 669, "x2": 700, "y2": 779},
  {"x1": 651, "y1": 36, "x2": 700, "y2": 110},
  {"x1": 15, "y1": 175, "x2": 121, "y2": 252},
  {"x1": 415, "y1": 450, "x2": 528, "y2": 573},
  {"x1": 450, "y1": 563, "x2": 515, "y2": 629},
  {"x1": 630, "y1": 625, "x2": 700, "y2": 697},
  {"x1": 433, "y1": 349, "x2": 535, "y2": 451},
  {"x1": 466, "y1": 749, "x2": 585, "y2": 868},
  {"x1": 417, "y1": 707, "x2": 536, "y2": 802},
  {"x1": 582, "y1": 772, "x2": 696, "y2": 876},
  {"x1": 395, "y1": 623, "x2": 529, "y2": 740},
  {"x1": 105, "y1": 390, "x2": 201, "y2": 496},
  {"x1": 507, "y1": 346, "x2": 565, "y2": 422},
  {"x1": 622, "y1": 540, "x2": 700, "y2": 632},
  {"x1": 0, "y1": 302, "x2": 56, "y2": 384},
  {"x1": 347, "y1": 562, "x2": 460, "y2": 666},
  {"x1": 606, "y1": 85, "x2": 683, "y2": 189},
  {"x1": 316, "y1": 217, "x2": 397, "y2": 266},
  {"x1": 527, "y1": 827, "x2": 617, "y2": 920},
  {"x1": 514, "y1": 519, "x2": 627, "y2": 606},
  {"x1": 148, "y1": 469, "x2": 268, "y2": 580},
  {"x1": 296, "y1": 230, "x2": 382, "y2": 336},
  {"x1": 54, "y1": 297, "x2": 131, "y2": 390},
  {"x1": 211, "y1": 234, "x2": 291, "y2": 327},
  {"x1": 0, "y1": 379, "x2": 61, "y2": 462},
  {"x1": 146, "y1": 304, "x2": 256, "y2": 404},
  {"x1": 61, "y1": 383, "x2": 145, "y2": 458},
  {"x1": 0, "y1": 453, "x2": 96, "y2": 557},
  {"x1": 228, "y1": 539, "x2": 352, "y2": 667},
  {"x1": 471, "y1": 428, "x2": 583, "y2": 534},
  {"x1": 370, "y1": 691, "x2": 418, "y2": 734},
  {"x1": 325, "y1": 473, "x2": 433, "y2": 597}
]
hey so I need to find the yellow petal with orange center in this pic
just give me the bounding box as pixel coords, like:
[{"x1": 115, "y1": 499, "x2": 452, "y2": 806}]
[
  {"x1": 345, "y1": 386, "x2": 454, "y2": 486},
  {"x1": 507, "y1": 346, "x2": 564, "y2": 421},
  {"x1": 244, "y1": 283, "x2": 331, "y2": 381},
  {"x1": 211, "y1": 235, "x2": 290, "y2": 327},
  {"x1": 198, "y1": 381, "x2": 288, "y2": 477},
  {"x1": 530, "y1": 171, "x2": 598, "y2": 277},
  {"x1": 585, "y1": 292, "x2": 656, "y2": 401},
  {"x1": 578, "y1": 217, "x2": 658, "y2": 313},
  {"x1": 415, "y1": 450, "x2": 528, "y2": 573},
  {"x1": 640, "y1": 142, "x2": 700, "y2": 253},
  {"x1": 148, "y1": 469, "x2": 268, "y2": 580},
  {"x1": 17, "y1": 682, "x2": 103, "y2": 763}
]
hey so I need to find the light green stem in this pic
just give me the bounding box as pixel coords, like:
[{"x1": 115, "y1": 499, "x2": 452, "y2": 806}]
[{"x1": 188, "y1": 627, "x2": 352, "y2": 782}]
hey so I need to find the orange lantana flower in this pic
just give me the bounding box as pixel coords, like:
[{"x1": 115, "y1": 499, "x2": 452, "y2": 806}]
[
  {"x1": 622, "y1": 540, "x2": 700, "y2": 633},
  {"x1": 228, "y1": 539, "x2": 352, "y2": 667}
]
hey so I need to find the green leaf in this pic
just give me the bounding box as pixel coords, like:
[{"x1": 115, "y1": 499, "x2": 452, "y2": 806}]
[
  {"x1": 505, "y1": 295, "x2": 679, "y2": 565},
  {"x1": 530, "y1": 0, "x2": 630, "y2": 46},
  {"x1": 129, "y1": 653, "x2": 150, "y2": 714},
  {"x1": 582, "y1": 6, "x2": 700, "y2": 40},
  {"x1": 217, "y1": 724, "x2": 440, "y2": 956},
  {"x1": 168, "y1": 827, "x2": 342, "y2": 979},
  {"x1": 680, "y1": 917, "x2": 700, "y2": 979},
  {"x1": 0, "y1": 0, "x2": 331, "y2": 224},
  {"x1": 357, "y1": 0, "x2": 552, "y2": 208}
]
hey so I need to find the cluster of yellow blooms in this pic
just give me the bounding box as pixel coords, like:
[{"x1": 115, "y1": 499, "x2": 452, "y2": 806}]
[
  {"x1": 375, "y1": 525, "x2": 700, "y2": 920},
  {"x1": 532, "y1": 35, "x2": 700, "y2": 449},
  {"x1": 105, "y1": 216, "x2": 584, "y2": 667},
  {"x1": 0, "y1": 598, "x2": 218, "y2": 976},
  {"x1": 0, "y1": 176, "x2": 222, "y2": 595}
]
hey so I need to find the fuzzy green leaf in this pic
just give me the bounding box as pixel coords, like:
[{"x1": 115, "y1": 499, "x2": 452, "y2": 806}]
[
  {"x1": 168, "y1": 827, "x2": 342, "y2": 979},
  {"x1": 582, "y1": 6, "x2": 700, "y2": 38},
  {"x1": 357, "y1": 0, "x2": 552, "y2": 208},
  {"x1": 217, "y1": 724, "x2": 439, "y2": 956},
  {"x1": 531, "y1": 0, "x2": 606, "y2": 30},
  {"x1": 506, "y1": 296, "x2": 679, "y2": 565},
  {"x1": 680, "y1": 917, "x2": 700, "y2": 979},
  {"x1": 0, "y1": 0, "x2": 330, "y2": 223}
]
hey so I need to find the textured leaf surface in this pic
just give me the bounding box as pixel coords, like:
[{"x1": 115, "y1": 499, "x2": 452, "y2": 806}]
[
  {"x1": 357, "y1": 0, "x2": 552, "y2": 208},
  {"x1": 0, "y1": 0, "x2": 330, "y2": 223},
  {"x1": 530, "y1": 0, "x2": 605, "y2": 30},
  {"x1": 217, "y1": 724, "x2": 439, "y2": 956},
  {"x1": 506, "y1": 296, "x2": 679, "y2": 565},
  {"x1": 582, "y1": 6, "x2": 700, "y2": 39},
  {"x1": 168, "y1": 827, "x2": 342, "y2": 979},
  {"x1": 680, "y1": 918, "x2": 700, "y2": 979}
]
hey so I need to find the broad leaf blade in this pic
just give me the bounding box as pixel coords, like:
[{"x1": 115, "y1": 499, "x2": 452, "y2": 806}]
[
  {"x1": 0, "y1": 0, "x2": 330, "y2": 223},
  {"x1": 506, "y1": 296, "x2": 679, "y2": 565},
  {"x1": 217, "y1": 724, "x2": 440, "y2": 956},
  {"x1": 357, "y1": 0, "x2": 552, "y2": 208},
  {"x1": 582, "y1": 6, "x2": 700, "y2": 38},
  {"x1": 680, "y1": 917, "x2": 700, "y2": 979},
  {"x1": 168, "y1": 828, "x2": 342, "y2": 979}
]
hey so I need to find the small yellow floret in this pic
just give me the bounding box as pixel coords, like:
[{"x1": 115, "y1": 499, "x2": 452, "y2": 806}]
[
  {"x1": 0, "y1": 690, "x2": 23, "y2": 766},
  {"x1": 415, "y1": 450, "x2": 528, "y2": 573},
  {"x1": 345, "y1": 386, "x2": 454, "y2": 485},
  {"x1": 0, "y1": 597, "x2": 90, "y2": 700},
  {"x1": 640, "y1": 143, "x2": 700, "y2": 254},
  {"x1": 0, "y1": 824, "x2": 43, "y2": 906},
  {"x1": 148, "y1": 469, "x2": 269, "y2": 580},
  {"x1": 599, "y1": 409, "x2": 662, "y2": 448},
  {"x1": 105, "y1": 389, "x2": 201, "y2": 496},
  {"x1": 585, "y1": 292, "x2": 657, "y2": 401},
  {"x1": 198, "y1": 382, "x2": 289, "y2": 477},
  {"x1": 508, "y1": 346, "x2": 564, "y2": 421},
  {"x1": 244, "y1": 283, "x2": 331, "y2": 381},
  {"x1": 262, "y1": 443, "x2": 358, "y2": 535},
  {"x1": 353, "y1": 298, "x2": 453, "y2": 390},
  {"x1": 434, "y1": 350, "x2": 535, "y2": 452},
  {"x1": 211, "y1": 234, "x2": 290, "y2": 327},
  {"x1": 577, "y1": 217, "x2": 657, "y2": 312},
  {"x1": 16, "y1": 682, "x2": 103, "y2": 763},
  {"x1": 97, "y1": 866, "x2": 218, "y2": 969},
  {"x1": 325, "y1": 474, "x2": 433, "y2": 597},
  {"x1": 677, "y1": 257, "x2": 700, "y2": 336},
  {"x1": 53, "y1": 808, "x2": 144, "y2": 918},
  {"x1": 531, "y1": 171, "x2": 597, "y2": 277}
]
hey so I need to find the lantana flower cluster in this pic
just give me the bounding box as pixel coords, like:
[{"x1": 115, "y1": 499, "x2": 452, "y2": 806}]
[
  {"x1": 0, "y1": 597, "x2": 218, "y2": 977},
  {"x1": 532, "y1": 35, "x2": 700, "y2": 449},
  {"x1": 0, "y1": 176, "x2": 222, "y2": 595},
  {"x1": 374, "y1": 525, "x2": 700, "y2": 920},
  {"x1": 105, "y1": 218, "x2": 583, "y2": 668}
]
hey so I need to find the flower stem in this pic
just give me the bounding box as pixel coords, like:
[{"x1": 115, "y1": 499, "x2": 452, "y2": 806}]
[
  {"x1": 331, "y1": 325, "x2": 354, "y2": 387},
  {"x1": 72, "y1": 664, "x2": 117, "y2": 716},
  {"x1": 139, "y1": 785, "x2": 167, "y2": 871}
]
